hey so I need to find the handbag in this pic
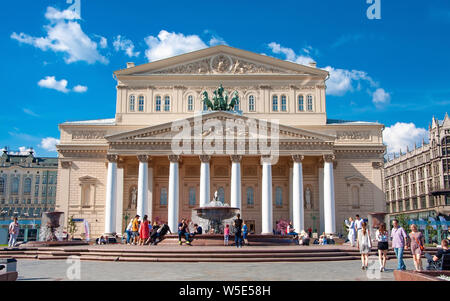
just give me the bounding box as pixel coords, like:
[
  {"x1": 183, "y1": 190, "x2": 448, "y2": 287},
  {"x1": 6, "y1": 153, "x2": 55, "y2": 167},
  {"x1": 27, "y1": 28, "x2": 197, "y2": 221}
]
[{"x1": 414, "y1": 236, "x2": 424, "y2": 251}]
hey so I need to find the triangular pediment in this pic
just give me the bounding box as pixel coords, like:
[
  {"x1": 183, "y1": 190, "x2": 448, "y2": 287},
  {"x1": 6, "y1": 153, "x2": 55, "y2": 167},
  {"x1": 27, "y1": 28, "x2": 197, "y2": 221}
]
[
  {"x1": 114, "y1": 45, "x2": 328, "y2": 77},
  {"x1": 105, "y1": 111, "x2": 335, "y2": 142}
]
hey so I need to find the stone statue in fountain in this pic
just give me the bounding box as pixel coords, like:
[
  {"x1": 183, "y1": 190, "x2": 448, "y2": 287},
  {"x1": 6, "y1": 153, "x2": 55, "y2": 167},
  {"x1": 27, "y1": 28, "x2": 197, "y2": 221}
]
[{"x1": 207, "y1": 190, "x2": 228, "y2": 207}]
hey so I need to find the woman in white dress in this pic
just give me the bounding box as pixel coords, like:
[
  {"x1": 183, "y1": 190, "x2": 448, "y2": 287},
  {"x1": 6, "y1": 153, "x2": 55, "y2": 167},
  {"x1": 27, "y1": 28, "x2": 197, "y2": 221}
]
[
  {"x1": 357, "y1": 222, "x2": 372, "y2": 270},
  {"x1": 346, "y1": 217, "x2": 357, "y2": 247}
]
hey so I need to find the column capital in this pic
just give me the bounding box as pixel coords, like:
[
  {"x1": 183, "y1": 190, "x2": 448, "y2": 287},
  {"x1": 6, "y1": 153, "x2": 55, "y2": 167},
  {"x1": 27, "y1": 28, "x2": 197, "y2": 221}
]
[
  {"x1": 230, "y1": 155, "x2": 242, "y2": 163},
  {"x1": 60, "y1": 161, "x2": 72, "y2": 169},
  {"x1": 199, "y1": 155, "x2": 211, "y2": 163},
  {"x1": 292, "y1": 154, "x2": 304, "y2": 163},
  {"x1": 260, "y1": 155, "x2": 273, "y2": 165},
  {"x1": 106, "y1": 154, "x2": 119, "y2": 163},
  {"x1": 323, "y1": 154, "x2": 336, "y2": 163},
  {"x1": 168, "y1": 155, "x2": 181, "y2": 163},
  {"x1": 137, "y1": 154, "x2": 150, "y2": 163}
]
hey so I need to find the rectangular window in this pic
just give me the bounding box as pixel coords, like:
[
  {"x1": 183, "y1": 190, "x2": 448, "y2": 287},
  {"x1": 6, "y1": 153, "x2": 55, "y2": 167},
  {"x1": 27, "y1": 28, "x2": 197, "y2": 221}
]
[
  {"x1": 164, "y1": 96, "x2": 170, "y2": 112},
  {"x1": 272, "y1": 95, "x2": 278, "y2": 111},
  {"x1": 138, "y1": 96, "x2": 144, "y2": 112},
  {"x1": 35, "y1": 185, "x2": 39, "y2": 197},
  {"x1": 187, "y1": 96, "x2": 193, "y2": 111},
  {"x1": 298, "y1": 95, "x2": 304, "y2": 111},
  {"x1": 155, "y1": 96, "x2": 161, "y2": 111},
  {"x1": 307, "y1": 95, "x2": 313, "y2": 111},
  {"x1": 281, "y1": 95, "x2": 287, "y2": 112}
]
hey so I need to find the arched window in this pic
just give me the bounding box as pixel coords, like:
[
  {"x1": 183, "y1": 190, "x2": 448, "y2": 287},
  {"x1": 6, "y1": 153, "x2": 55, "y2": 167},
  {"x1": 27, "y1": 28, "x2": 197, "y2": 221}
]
[
  {"x1": 218, "y1": 187, "x2": 225, "y2": 204},
  {"x1": 164, "y1": 96, "x2": 170, "y2": 112},
  {"x1": 11, "y1": 177, "x2": 19, "y2": 195},
  {"x1": 298, "y1": 95, "x2": 304, "y2": 111},
  {"x1": 189, "y1": 187, "x2": 196, "y2": 206},
  {"x1": 0, "y1": 177, "x2": 5, "y2": 195},
  {"x1": 307, "y1": 95, "x2": 313, "y2": 111},
  {"x1": 275, "y1": 186, "x2": 283, "y2": 206},
  {"x1": 187, "y1": 95, "x2": 194, "y2": 111},
  {"x1": 248, "y1": 95, "x2": 255, "y2": 111},
  {"x1": 129, "y1": 95, "x2": 135, "y2": 112},
  {"x1": 272, "y1": 95, "x2": 278, "y2": 111},
  {"x1": 281, "y1": 95, "x2": 287, "y2": 112},
  {"x1": 155, "y1": 96, "x2": 161, "y2": 112},
  {"x1": 352, "y1": 186, "x2": 360, "y2": 209},
  {"x1": 246, "y1": 187, "x2": 254, "y2": 205},
  {"x1": 160, "y1": 187, "x2": 168, "y2": 205},
  {"x1": 138, "y1": 96, "x2": 144, "y2": 112},
  {"x1": 23, "y1": 178, "x2": 31, "y2": 195}
]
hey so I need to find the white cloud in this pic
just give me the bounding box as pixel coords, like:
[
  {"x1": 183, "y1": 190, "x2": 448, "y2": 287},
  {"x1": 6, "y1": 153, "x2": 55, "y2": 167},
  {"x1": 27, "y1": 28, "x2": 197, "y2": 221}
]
[
  {"x1": 267, "y1": 42, "x2": 314, "y2": 65},
  {"x1": 383, "y1": 122, "x2": 428, "y2": 154},
  {"x1": 208, "y1": 35, "x2": 227, "y2": 46},
  {"x1": 39, "y1": 137, "x2": 60, "y2": 152},
  {"x1": 9, "y1": 147, "x2": 34, "y2": 156},
  {"x1": 44, "y1": 6, "x2": 80, "y2": 21},
  {"x1": 38, "y1": 76, "x2": 69, "y2": 93},
  {"x1": 73, "y1": 85, "x2": 88, "y2": 93},
  {"x1": 11, "y1": 7, "x2": 108, "y2": 64},
  {"x1": 113, "y1": 35, "x2": 140, "y2": 57},
  {"x1": 23, "y1": 108, "x2": 39, "y2": 117},
  {"x1": 144, "y1": 30, "x2": 208, "y2": 61},
  {"x1": 372, "y1": 88, "x2": 391, "y2": 107},
  {"x1": 98, "y1": 36, "x2": 108, "y2": 49}
]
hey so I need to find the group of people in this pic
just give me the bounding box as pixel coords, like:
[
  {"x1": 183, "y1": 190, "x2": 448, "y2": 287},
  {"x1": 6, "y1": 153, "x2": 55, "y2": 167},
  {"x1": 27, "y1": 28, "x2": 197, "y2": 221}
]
[
  {"x1": 285, "y1": 221, "x2": 311, "y2": 245},
  {"x1": 177, "y1": 218, "x2": 203, "y2": 245},
  {"x1": 347, "y1": 215, "x2": 450, "y2": 272},
  {"x1": 223, "y1": 214, "x2": 249, "y2": 247},
  {"x1": 124, "y1": 215, "x2": 172, "y2": 246}
]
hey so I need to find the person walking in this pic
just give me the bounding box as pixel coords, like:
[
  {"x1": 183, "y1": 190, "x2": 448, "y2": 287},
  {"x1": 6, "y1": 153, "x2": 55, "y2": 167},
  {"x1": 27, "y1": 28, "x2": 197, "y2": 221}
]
[
  {"x1": 346, "y1": 217, "x2": 357, "y2": 247},
  {"x1": 376, "y1": 222, "x2": 389, "y2": 272},
  {"x1": 355, "y1": 215, "x2": 364, "y2": 231},
  {"x1": 224, "y1": 224, "x2": 230, "y2": 246},
  {"x1": 125, "y1": 219, "x2": 133, "y2": 245},
  {"x1": 391, "y1": 219, "x2": 408, "y2": 270},
  {"x1": 242, "y1": 221, "x2": 249, "y2": 246},
  {"x1": 357, "y1": 222, "x2": 372, "y2": 270},
  {"x1": 409, "y1": 224, "x2": 425, "y2": 271},
  {"x1": 8, "y1": 217, "x2": 19, "y2": 248},
  {"x1": 233, "y1": 214, "x2": 243, "y2": 248},
  {"x1": 139, "y1": 215, "x2": 150, "y2": 245}
]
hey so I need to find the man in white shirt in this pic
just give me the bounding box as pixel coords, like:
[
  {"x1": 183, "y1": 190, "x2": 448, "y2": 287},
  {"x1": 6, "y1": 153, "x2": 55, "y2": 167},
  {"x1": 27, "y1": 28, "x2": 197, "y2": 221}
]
[
  {"x1": 8, "y1": 217, "x2": 19, "y2": 248},
  {"x1": 355, "y1": 215, "x2": 364, "y2": 231}
]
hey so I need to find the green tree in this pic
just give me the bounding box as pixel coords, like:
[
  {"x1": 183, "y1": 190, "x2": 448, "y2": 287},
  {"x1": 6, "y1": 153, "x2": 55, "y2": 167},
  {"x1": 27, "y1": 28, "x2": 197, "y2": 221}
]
[{"x1": 67, "y1": 215, "x2": 77, "y2": 240}]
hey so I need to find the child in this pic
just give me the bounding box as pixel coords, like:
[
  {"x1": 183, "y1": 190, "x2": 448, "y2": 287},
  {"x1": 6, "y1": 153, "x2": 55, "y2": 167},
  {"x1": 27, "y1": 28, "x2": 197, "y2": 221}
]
[
  {"x1": 242, "y1": 221, "x2": 249, "y2": 246},
  {"x1": 224, "y1": 224, "x2": 230, "y2": 246}
]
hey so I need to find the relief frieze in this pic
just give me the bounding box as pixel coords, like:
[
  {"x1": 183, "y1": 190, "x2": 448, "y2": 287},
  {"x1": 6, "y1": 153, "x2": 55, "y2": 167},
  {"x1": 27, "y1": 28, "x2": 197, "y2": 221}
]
[
  {"x1": 72, "y1": 131, "x2": 107, "y2": 140},
  {"x1": 336, "y1": 131, "x2": 371, "y2": 140}
]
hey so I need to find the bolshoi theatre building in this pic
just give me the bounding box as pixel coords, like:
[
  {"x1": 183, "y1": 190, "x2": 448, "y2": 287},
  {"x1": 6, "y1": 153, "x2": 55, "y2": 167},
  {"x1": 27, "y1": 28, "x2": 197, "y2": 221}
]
[{"x1": 55, "y1": 45, "x2": 386, "y2": 238}]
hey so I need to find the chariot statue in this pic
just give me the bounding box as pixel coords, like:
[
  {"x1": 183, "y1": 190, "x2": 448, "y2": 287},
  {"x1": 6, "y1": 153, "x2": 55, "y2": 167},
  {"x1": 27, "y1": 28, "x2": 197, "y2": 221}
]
[{"x1": 202, "y1": 84, "x2": 239, "y2": 111}]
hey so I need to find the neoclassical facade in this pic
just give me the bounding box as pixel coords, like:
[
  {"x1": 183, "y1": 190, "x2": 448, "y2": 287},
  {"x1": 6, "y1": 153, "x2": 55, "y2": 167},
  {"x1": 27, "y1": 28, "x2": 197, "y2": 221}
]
[{"x1": 56, "y1": 46, "x2": 385, "y2": 238}]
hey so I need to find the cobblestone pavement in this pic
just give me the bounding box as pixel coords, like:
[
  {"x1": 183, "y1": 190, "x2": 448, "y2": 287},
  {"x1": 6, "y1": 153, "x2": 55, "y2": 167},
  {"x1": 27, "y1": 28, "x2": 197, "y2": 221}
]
[{"x1": 16, "y1": 258, "x2": 417, "y2": 281}]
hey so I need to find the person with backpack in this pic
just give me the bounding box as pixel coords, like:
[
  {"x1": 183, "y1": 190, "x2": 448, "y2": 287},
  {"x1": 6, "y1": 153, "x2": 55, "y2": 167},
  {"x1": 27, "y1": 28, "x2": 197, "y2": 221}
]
[{"x1": 233, "y1": 214, "x2": 243, "y2": 248}]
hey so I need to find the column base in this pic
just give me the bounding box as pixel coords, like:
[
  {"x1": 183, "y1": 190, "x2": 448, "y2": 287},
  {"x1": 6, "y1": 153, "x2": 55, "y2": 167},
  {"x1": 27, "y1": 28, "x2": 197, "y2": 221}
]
[
  {"x1": 260, "y1": 232, "x2": 273, "y2": 235},
  {"x1": 103, "y1": 232, "x2": 116, "y2": 237}
]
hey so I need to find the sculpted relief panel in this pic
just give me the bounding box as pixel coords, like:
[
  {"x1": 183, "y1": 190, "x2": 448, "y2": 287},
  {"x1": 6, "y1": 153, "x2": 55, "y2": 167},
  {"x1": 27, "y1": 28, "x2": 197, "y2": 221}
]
[
  {"x1": 72, "y1": 131, "x2": 107, "y2": 140},
  {"x1": 149, "y1": 54, "x2": 300, "y2": 75},
  {"x1": 336, "y1": 131, "x2": 371, "y2": 141}
]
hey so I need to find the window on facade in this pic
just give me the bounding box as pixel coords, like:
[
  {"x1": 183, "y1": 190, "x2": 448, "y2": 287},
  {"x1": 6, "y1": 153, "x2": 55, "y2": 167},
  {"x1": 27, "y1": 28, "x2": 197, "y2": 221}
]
[
  {"x1": 11, "y1": 177, "x2": 19, "y2": 195},
  {"x1": 81, "y1": 184, "x2": 90, "y2": 207},
  {"x1": 246, "y1": 187, "x2": 254, "y2": 206},
  {"x1": 43, "y1": 175, "x2": 47, "y2": 184},
  {"x1": 307, "y1": 95, "x2": 313, "y2": 111},
  {"x1": 164, "y1": 96, "x2": 170, "y2": 112},
  {"x1": 351, "y1": 186, "x2": 360, "y2": 209},
  {"x1": 34, "y1": 185, "x2": 39, "y2": 197},
  {"x1": 281, "y1": 95, "x2": 287, "y2": 112},
  {"x1": 275, "y1": 187, "x2": 283, "y2": 206},
  {"x1": 129, "y1": 95, "x2": 135, "y2": 112},
  {"x1": 234, "y1": 97, "x2": 240, "y2": 111},
  {"x1": 155, "y1": 96, "x2": 161, "y2": 111},
  {"x1": 160, "y1": 187, "x2": 167, "y2": 205},
  {"x1": 138, "y1": 96, "x2": 144, "y2": 112},
  {"x1": 272, "y1": 95, "x2": 278, "y2": 111},
  {"x1": 23, "y1": 178, "x2": 31, "y2": 195},
  {"x1": 189, "y1": 187, "x2": 196, "y2": 206},
  {"x1": 248, "y1": 95, "x2": 255, "y2": 111},
  {"x1": 35, "y1": 175, "x2": 40, "y2": 184},
  {"x1": 0, "y1": 177, "x2": 5, "y2": 195},
  {"x1": 218, "y1": 187, "x2": 225, "y2": 204},
  {"x1": 187, "y1": 95, "x2": 194, "y2": 111},
  {"x1": 298, "y1": 95, "x2": 304, "y2": 111}
]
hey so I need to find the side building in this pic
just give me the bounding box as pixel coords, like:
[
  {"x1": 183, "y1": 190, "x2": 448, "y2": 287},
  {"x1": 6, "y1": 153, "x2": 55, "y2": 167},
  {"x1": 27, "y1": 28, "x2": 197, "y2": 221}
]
[
  {"x1": 384, "y1": 114, "x2": 450, "y2": 222},
  {"x1": 0, "y1": 148, "x2": 58, "y2": 243}
]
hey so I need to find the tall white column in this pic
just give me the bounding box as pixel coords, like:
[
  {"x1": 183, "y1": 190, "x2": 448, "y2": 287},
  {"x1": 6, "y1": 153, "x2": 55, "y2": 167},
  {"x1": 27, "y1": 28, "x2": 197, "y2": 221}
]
[
  {"x1": 137, "y1": 155, "x2": 149, "y2": 220},
  {"x1": 261, "y1": 156, "x2": 273, "y2": 234},
  {"x1": 323, "y1": 155, "x2": 336, "y2": 234},
  {"x1": 168, "y1": 155, "x2": 180, "y2": 233},
  {"x1": 289, "y1": 166, "x2": 293, "y2": 222},
  {"x1": 115, "y1": 166, "x2": 124, "y2": 235},
  {"x1": 230, "y1": 155, "x2": 242, "y2": 209},
  {"x1": 104, "y1": 155, "x2": 118, "y2": 235},
  {"x1": 319, "y1": 167, "x2": 325, "y2": 234},
  {"x1": 292, "y1": 155, "x2": 305, "y2": 233},
  {"x1": 148, "y1": 164, "x2": 153, "y2": 221},
  {"x1": 199, "y1": 155, "x2": 211, "y2": 207}
]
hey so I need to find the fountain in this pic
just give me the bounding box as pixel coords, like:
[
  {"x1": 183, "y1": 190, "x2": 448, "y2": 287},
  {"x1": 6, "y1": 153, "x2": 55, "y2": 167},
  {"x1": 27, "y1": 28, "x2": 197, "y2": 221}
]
[
  {"x1": 39, "y1": 211, "x2": 64, "y2": 241},
  {"x1": 193, "y1": 191, "x2": 240, "y2": 234}
]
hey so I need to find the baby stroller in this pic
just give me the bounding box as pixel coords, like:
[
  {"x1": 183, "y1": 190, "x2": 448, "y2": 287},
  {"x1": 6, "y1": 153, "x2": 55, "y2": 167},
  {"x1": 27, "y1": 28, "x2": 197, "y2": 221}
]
[{"x1": 150, "y1": 224, "x2": 171, "y2": 245}]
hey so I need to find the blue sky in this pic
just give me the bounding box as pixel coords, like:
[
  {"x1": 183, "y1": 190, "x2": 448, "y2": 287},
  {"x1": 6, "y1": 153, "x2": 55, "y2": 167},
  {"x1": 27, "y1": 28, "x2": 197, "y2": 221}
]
[{"x1": 1, "y1": 0, "x2": 449, "y2": 157}]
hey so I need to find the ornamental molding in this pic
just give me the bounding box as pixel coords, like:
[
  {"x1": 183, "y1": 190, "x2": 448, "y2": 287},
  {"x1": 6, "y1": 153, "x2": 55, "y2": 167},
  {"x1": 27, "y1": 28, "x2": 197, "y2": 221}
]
[
  {"x1": 60, "y1": 161, "x2": 72, "y2": 169},
  {"x1": 106, "y1": 154, "x2": 119, "y2": 163},
  {"x1": 199, "y1": 155, "x2": 211, "y2": 163},
  {"x1": 230, "y1": 155, "x2": 242, "y2": 163},
  {"x1": 137, "y1": 155, "x2": 150, "y2": 163},
  {"x1": 336, "y1": 131, "x2": 371, "y2": 140},
  {"x1": 72, "y1": 131, "x2": 107, "y2": 140},
  {"x1": 292, "y1": 154, "x2": 305, "y2": 163},
  {"x1": 168, "y1": 155, "x2": 181, "y2": 163}
]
